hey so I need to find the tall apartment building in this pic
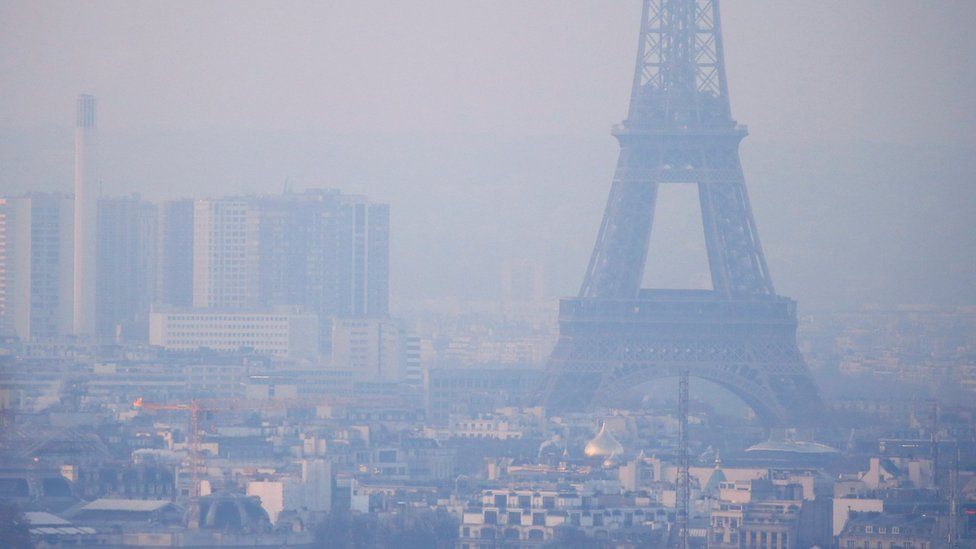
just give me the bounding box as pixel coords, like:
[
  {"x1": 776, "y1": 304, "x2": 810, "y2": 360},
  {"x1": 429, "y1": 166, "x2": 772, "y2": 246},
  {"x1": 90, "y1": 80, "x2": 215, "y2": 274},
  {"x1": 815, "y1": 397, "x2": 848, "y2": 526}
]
[
  {"x1": 0, "y1": 194, "x2": 75, "y2": 340},
  {"x1": 336, "y1": 195, "x2": 389, "y2": 318},
  {"x1": 192, "y1": 199, "x2": 260, "y2": 309},
  {"x1": 96, "y1": 195, "x2": 157, "y2": 341},
  {"x1": 156, "y1": 199, "x2": 194, "y2": 308},
  {"x1": 253, "y1": 193, "x2": 324, "y2": 310},
  {"x1": 254, "y1": 190, "x2": 389, "y2": 318},
  {"x1": 144, "y1": 190, "x2": 390, "y2": 356}
]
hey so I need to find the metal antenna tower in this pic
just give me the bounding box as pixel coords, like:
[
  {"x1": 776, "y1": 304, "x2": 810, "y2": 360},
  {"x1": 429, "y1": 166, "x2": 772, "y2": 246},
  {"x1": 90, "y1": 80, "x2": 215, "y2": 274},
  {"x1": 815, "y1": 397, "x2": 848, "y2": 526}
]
[
  {"x1": 932, "y1": 399, "x2": 941, "y2": 497},
  {"x1": 676, "y1": 370, "x2": 690, "y2": 549},
  {"x1": 539, "y1": 0, "x2": 822, "y2": 428},
  {"x1": 949, "y1": 444, "x2": 959, "y2": 548}
]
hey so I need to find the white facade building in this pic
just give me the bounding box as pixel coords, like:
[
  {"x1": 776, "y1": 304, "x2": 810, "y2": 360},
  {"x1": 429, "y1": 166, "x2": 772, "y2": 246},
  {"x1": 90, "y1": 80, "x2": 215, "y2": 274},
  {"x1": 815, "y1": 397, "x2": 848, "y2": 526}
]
[
  {"x1": 192, "y1": 199, "x2": 260, "y2": 309},
  {"x1": 246, "y1": 479, "x2": 303, "y2": 524},
  {"x1": 301, "y1": 459, "x2": 332, "y2": 513},
  {"x1": 330, "y1": 318, "x2": 400, "y2": 380},
  {"x1": 0, "y1": 195, "x2": 74, "y2": 340},
  {"x1": 149, "y1": 310, "x2": 318, "y2": 358}
]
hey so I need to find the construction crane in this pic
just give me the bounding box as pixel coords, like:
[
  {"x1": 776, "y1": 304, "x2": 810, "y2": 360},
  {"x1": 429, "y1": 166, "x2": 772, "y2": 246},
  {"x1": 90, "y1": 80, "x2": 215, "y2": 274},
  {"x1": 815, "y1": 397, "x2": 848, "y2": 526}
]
[
  {"x1": 133, "y1": 393, "x2": 407, "y2": 528},
  {"x1": 133, "y1": 397, "x2": 208, "y2": 528}
]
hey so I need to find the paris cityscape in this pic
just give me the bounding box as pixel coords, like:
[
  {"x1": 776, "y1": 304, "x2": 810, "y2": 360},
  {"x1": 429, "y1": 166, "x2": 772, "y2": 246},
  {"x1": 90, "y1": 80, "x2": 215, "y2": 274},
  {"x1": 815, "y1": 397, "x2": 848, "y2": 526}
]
[{"x1": 1, "y1": 1, "x2": 975, "y2": 548}]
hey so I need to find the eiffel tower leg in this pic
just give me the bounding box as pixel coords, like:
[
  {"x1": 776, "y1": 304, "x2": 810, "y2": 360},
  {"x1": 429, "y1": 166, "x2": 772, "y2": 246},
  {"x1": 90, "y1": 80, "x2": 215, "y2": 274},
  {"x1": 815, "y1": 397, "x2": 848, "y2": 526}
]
[
  {"x1": 580, "y1": 151, "x2": 659, "y2": 300},
  {"x1": 698, "y1": 166, "x2": 774, "y2": 297}
]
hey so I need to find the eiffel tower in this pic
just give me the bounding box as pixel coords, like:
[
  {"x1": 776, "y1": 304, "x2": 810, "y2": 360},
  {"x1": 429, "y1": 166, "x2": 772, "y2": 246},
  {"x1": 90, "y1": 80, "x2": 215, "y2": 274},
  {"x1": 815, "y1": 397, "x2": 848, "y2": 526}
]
[{"x1": 540, "y1": 0, "x2": 821, "y2": 427}]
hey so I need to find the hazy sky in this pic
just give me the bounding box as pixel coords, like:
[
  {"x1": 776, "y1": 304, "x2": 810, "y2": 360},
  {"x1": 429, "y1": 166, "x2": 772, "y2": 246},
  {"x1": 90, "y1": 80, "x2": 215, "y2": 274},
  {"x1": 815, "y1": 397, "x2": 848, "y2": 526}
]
[
  {"x1": 2, "y1": 1, "x2": 974, "y2": 307},
  {"x1": 2, "y1": 1, "x2": 974, "y2": 145}
]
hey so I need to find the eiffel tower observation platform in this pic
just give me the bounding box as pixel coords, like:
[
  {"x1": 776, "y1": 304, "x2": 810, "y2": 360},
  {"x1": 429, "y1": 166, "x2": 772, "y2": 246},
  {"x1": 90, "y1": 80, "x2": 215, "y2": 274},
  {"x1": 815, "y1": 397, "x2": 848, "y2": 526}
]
[
  {"x1": 559, "y1": 289, "x2": 796, "y2": 328},
  {"x1": 545, "y1": 289, "x2": 818, "y2": 428}
]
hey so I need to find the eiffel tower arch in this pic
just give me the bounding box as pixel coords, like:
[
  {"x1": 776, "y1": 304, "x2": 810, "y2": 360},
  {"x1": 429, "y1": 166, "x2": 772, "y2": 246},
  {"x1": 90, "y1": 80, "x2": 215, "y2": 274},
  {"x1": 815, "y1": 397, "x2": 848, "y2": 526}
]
[{"x1": 539, "y1": 0, "x2": 822, "y2": 427}]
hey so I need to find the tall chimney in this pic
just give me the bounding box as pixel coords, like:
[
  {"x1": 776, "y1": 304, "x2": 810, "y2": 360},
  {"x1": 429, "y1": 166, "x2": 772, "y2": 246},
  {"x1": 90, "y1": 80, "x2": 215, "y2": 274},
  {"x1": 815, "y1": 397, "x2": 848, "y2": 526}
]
[{"x1": 73, "y1": 94, "x2": 97, "y2": 336}]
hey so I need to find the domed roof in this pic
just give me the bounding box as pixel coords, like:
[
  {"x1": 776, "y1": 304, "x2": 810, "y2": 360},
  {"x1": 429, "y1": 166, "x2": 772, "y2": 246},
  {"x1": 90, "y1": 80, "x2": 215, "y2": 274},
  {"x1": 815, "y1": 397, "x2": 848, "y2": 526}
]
[
  {"x1": 198, "y1": 493, "x2": 270, "y2": 533},
  {"x1": 584, "y1": 422, "x2": 624, "y2": 458}
]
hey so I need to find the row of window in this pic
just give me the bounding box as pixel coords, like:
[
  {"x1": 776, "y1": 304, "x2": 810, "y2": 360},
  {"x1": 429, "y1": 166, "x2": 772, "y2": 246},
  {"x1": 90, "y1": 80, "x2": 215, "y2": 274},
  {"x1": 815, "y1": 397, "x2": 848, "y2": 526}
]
[{"x1": 163, "y1": 316, "x2": 289, "y2": 322}]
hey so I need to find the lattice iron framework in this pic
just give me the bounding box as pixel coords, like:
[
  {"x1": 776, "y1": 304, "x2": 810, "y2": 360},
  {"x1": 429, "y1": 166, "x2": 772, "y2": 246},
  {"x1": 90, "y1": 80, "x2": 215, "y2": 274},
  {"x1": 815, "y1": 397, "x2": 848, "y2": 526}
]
[{"x1": 539, "y1": 0, "x2": 822, "y2": 428}]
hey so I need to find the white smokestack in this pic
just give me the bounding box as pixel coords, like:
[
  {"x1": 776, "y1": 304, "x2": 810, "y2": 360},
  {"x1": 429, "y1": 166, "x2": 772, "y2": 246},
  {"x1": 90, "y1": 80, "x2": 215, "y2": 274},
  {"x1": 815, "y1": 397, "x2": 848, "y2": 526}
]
[{"x1": 73, "y1": 94, "x2": 97, "y2": 336}]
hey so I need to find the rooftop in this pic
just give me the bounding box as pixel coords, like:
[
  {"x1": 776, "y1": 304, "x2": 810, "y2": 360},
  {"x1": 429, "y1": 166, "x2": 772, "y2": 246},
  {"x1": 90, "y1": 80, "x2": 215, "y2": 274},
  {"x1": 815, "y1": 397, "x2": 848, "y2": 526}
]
[
  {"x1": 80, "y1": 498, "x2": 173, "y2": 512},
  {"x1": 745, "y1": 439, "x2": 839, "y2": 455},
  {"x1": 25, "y1": 511, "x2": 71, "y2": 526}
]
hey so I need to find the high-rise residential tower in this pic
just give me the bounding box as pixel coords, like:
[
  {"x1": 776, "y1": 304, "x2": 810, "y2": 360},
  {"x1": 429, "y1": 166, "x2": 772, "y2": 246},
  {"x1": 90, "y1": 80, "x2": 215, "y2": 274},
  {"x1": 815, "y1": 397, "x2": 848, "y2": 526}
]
[
  {"x1": 72, "y1": 94, "x2": 98, "y2": 336},
  {"x1": 192, "y1": 199, "x2": 260, "y2": 309},
  {"x1": 259, "y1": 190, "x2": 389, "y2": 318},
  {"x1": 156, "y1": 199, "x2": 195, "y2": 308},
  {"x1": 337, "y1": 196, "x2": 389, "y2": 318},
  {"x1": 0, "y1": 194, "x2": 75, "y2": 340},
  {"x1": 253, "y1": 190, "x2": 390, "y2": 352},
  {"x1": 96, "y1": 195, "x2": 157, "y2": 341},
  {"x1": 188, "y1": 190, "x2": 389, "y2": 319}
]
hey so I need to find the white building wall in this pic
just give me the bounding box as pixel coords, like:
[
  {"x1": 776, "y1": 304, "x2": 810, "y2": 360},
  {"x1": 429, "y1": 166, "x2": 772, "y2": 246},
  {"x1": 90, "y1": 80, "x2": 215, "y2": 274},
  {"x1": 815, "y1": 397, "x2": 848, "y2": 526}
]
[
  {"x1": 0, "y1": 196, "x2": 74, "y2": 340},
  {"x1": 832, "y1": 497, "x2": 884, "y2": 536},
  {"x1": 192, "y1": 200, "x2": 259, "y2": 309},
  {"x1": 301, "y1": 459, "x2": 332, "y2": 513},
  {"x1": 331, "y1": 318, "x2": 400, "y2": 380},
  {"x1": 247, "y1": 479, "x2": 302, "y2": 524},
  {"x1": 0, "y1": 197, "x2": 30, "y2": 338},
  {"x1": 149, "y1": 310, "x2": 318, "y2": 358}
]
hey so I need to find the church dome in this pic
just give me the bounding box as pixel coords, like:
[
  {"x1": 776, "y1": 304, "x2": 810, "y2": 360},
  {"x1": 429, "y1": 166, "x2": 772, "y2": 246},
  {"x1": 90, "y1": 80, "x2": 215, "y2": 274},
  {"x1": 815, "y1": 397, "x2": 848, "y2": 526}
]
[{"x1": 584, "y1": 422, "x2": 624, "y2": 458}]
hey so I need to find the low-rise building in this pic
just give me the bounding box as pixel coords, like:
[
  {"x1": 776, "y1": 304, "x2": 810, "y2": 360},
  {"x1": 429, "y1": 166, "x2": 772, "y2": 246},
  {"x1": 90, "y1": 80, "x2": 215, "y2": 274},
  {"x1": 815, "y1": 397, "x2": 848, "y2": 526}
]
[
  {"x1": 149, "y1": 309, "x2": 318, "y2": 358},
  {"x1": 458, "y1": 487, "x2": 667, "y2": 548},
  {"x1": 837, "y1": 512, "x2": 937, "y2": 549}
]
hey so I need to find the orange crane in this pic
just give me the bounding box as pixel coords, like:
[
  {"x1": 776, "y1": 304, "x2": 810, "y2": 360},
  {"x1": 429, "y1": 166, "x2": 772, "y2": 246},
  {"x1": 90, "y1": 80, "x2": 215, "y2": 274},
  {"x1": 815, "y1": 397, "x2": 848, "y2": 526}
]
[
  {"x1": 132, "y1": 393, "x2": 408, "y2": 528},
  {"x1": 133, "y1": 397, "x2": 208, "y2": 528}
]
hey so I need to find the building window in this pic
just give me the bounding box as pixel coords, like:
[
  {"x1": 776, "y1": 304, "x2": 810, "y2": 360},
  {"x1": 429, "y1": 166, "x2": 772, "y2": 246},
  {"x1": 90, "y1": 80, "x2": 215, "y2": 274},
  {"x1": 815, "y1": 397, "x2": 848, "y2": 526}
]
[{"x1": 494, "y1": 494, "x2": 506, "y2": 508}]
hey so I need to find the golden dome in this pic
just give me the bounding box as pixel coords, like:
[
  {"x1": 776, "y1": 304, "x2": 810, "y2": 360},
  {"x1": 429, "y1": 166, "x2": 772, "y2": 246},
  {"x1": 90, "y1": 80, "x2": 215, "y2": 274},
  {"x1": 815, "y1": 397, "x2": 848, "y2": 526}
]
[{"x1": 584, "y1": 422, "x2": 624, "y2": 458}]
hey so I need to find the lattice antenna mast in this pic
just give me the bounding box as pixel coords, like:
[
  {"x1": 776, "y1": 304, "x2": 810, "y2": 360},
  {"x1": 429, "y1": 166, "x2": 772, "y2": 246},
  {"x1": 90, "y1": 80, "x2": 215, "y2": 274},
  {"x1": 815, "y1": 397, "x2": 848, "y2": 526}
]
[
  {"x1": 950, "y1": 444, "x2": 959, "y2": 548},
  {"x1": 628, "y1": 0, "x2": 732, "y2": 128},
  {"x1": 676, "y1": 370, "x2": 690, "y2": 549}
]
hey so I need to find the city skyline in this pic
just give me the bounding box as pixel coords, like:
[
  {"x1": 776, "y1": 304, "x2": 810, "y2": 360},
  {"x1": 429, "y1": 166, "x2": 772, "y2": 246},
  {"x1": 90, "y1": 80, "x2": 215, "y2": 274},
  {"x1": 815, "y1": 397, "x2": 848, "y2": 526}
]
[
  {"x1": 1, "y1": 2, "x2": 974, "y2": 548},
  {"x1": 2, "y1": 2, "x2": 974, "y2": 310}
]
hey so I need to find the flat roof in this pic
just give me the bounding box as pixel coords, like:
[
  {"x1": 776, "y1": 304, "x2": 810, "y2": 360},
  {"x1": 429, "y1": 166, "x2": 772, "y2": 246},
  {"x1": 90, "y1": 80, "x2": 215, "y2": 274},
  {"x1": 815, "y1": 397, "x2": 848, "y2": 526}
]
[
  {"x1": 81, "y1": 499, "x2": 172, "y2": 512},
  {"x1": 30, "y1": 526, "x2": 97, "y2": 535},
  {"x1": 25, "y1": 511, "x2": 71, "y2": 526}
]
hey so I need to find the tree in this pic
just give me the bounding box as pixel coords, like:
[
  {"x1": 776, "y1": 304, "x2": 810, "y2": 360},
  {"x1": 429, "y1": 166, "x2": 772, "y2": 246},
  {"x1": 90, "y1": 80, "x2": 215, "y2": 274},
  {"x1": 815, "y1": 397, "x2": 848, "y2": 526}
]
[
  {"x1": 314, "y1": 508, "x2": 458, "y2": 549},
  {"x1": 0, "y1": 502, "x2": 34, "y2": 549}
]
